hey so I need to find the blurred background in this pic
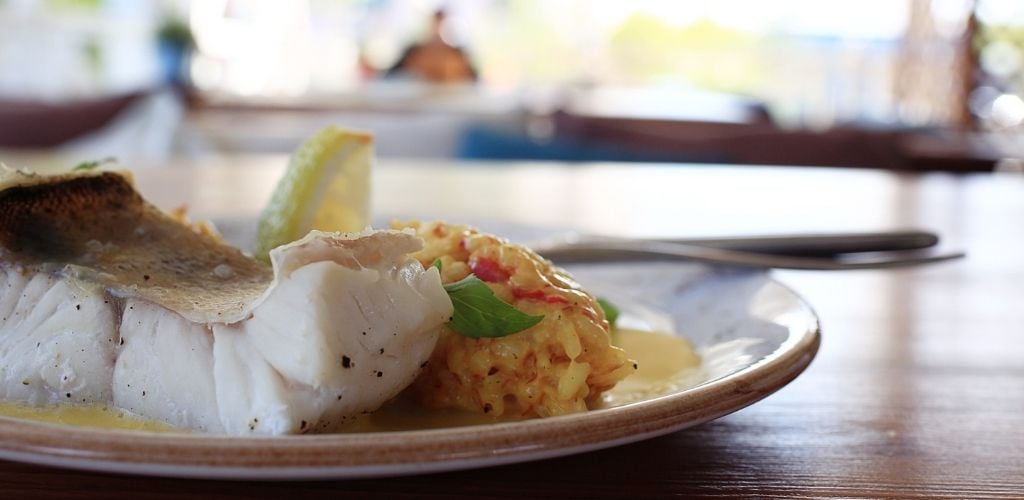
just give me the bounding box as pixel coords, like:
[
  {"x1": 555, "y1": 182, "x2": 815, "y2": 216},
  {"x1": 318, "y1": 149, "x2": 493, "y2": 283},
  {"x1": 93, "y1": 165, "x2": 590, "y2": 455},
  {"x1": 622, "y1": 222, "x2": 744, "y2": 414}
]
[{"x1": 1, "y1": 0, "x2": 1023, "y2": 171}]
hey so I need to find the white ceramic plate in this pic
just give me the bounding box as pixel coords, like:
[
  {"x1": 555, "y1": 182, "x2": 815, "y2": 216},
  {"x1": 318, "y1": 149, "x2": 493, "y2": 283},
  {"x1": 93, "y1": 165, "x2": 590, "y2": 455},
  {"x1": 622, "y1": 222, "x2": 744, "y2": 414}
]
[
  {"x1": 0, "y1": 254, "x2": 819, "y2": 479},
  {"x1": 0, "y1": 218, "x2": 820, "y2": 478}
]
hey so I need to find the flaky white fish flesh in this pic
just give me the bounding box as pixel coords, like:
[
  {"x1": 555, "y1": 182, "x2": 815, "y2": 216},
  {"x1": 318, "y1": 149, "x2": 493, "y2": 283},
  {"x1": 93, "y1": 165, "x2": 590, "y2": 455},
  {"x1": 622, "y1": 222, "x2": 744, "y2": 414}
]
[{"x1": 0, "y1": 167, "x2": 452, "y2": 434}]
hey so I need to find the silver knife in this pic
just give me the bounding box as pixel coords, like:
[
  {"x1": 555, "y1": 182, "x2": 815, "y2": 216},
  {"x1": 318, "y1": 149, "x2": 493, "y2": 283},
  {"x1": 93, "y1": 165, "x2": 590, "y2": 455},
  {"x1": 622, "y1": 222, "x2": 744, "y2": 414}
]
[
  {"x1": 532, "y1": 230, "x2": 963, "y2": 270},
  {"x1": 656, "y1": 230, "x2": 939, "y2": 257}
]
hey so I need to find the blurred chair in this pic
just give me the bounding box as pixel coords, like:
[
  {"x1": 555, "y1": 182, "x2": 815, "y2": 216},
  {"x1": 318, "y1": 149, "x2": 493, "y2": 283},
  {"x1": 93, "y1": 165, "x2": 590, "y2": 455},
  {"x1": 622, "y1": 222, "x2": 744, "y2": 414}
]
[
  {"x1": 0, "y1": 90, "x2": 183, "y2": 160},
  {"x1": 457, "y1": 108, "x2": 996, "y2": 172},
  {"x1": 553, "y1": 111, "x2": 906, "y2": 169},
  {"x1": 0, "y1": 92, "x2": 144, "y2": 148},
  {"x1": 548, "y1": 111, "x2": 995, "y2": 172}
]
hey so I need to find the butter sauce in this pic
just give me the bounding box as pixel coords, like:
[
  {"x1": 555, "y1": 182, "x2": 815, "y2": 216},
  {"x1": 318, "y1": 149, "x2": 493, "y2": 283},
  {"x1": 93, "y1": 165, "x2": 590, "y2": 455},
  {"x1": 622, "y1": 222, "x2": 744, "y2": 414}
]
[
  {"x1": 0, "y1": 401, "x2": 176, "y2": 432},
  {"x1": 0, "y1": 329, "x2": 701, "y2": 433},
  {"x1": 600, "y1": 328, "x2": 702, "y2": 407}
]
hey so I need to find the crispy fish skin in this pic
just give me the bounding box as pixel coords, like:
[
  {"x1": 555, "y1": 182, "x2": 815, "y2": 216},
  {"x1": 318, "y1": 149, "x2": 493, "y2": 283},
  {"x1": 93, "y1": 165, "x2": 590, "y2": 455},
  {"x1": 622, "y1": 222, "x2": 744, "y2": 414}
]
[
  {"x1": 0, "y1": 169, "x2": 271, "y2": 324},
  {"x1": 0, "y1": 168, "x2": 452, "y2": 434}
]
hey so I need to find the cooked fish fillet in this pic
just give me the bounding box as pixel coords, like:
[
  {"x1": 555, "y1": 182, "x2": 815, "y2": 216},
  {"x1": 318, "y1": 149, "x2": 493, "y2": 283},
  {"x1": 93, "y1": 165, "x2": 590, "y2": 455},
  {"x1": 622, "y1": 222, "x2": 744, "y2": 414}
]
[
  {"x1": 0, "y1": 167, "x2": 452, "y2": 434},
  {"x1": 0, "y1": 269, "x2": 117, "y2": 406}
]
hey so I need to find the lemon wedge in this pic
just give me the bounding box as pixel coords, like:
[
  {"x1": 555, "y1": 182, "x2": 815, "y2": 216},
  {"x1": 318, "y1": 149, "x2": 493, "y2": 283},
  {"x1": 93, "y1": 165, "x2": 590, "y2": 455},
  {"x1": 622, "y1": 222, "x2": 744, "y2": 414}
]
[{"x1": 255, "y1": 126, "x2": 373, "y2": 261}]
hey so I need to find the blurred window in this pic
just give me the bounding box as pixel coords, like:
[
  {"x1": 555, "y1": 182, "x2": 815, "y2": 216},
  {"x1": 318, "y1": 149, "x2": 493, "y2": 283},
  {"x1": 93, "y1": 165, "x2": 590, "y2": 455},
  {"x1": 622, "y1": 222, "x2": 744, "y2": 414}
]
[
  {"x1": 0, "y1": 0, "x2": 987, "y2": 129},
  {"x1": 972, "y1": 0, "x2": 1024, "y2": 130}
]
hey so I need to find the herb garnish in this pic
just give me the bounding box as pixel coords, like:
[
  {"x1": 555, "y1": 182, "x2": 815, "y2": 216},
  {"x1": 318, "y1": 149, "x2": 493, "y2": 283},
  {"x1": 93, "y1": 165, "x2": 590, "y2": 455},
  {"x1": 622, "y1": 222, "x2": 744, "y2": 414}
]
[
  {"x1": 443, "y1": 274, "x2": 544, "y2": 339},
  {"x1": 72, "y1": 157, "x2": 117, "y2": 172},
  {"x1": 597, "y1": 298, "x2": 620, "y2": 327}
]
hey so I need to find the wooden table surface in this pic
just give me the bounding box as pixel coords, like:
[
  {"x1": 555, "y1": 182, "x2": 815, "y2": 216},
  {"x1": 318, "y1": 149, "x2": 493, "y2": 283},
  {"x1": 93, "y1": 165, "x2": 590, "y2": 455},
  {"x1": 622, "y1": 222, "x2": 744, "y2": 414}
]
[{"x1": 2, "y1": 156, "x2": 1023, "y2": 498}]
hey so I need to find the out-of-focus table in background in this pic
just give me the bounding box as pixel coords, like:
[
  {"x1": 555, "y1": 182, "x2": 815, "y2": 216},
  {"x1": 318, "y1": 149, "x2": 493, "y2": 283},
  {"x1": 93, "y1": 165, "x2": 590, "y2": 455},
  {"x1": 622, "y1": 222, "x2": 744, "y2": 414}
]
[{"x1": 1, "y1": 155, "x2": 1022, "y2": 498}]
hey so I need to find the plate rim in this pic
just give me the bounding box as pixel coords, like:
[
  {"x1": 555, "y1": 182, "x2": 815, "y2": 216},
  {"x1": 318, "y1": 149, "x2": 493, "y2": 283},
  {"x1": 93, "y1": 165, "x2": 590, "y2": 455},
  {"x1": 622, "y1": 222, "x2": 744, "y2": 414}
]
[{"x1": 0, "y1": 279, "x2": 820, "y2": 480}]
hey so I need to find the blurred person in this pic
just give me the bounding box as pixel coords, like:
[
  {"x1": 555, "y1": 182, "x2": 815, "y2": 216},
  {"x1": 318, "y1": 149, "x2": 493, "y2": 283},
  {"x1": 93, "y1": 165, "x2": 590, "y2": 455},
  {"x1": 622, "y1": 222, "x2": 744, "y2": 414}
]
[{"x1": 386, "y1": 9, "x2": 477, "y2": 83}]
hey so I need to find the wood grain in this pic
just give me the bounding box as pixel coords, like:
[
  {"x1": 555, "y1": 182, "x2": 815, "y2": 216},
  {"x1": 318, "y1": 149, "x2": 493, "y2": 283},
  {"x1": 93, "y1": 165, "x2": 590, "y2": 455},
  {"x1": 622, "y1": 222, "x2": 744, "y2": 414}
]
[{"x1": 2, "y1": 156, "x2": 1022, "y2": 498}]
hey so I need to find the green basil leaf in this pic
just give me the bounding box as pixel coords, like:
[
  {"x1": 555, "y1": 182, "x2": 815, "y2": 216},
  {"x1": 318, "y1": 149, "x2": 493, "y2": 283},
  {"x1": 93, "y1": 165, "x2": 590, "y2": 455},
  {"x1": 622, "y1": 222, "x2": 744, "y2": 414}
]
[
  {"x1": 443, "y1": 274, "x2": 544, "y2": 339},
  {"x1": 432, "y1": 258, "x2": 443, "y2": 272},
  {"x1": 72, "y1": 157, "x2": 117, "y2": 172},
  {"x1": 597, "y1": 297, "x2": 620, "y2": 327}
]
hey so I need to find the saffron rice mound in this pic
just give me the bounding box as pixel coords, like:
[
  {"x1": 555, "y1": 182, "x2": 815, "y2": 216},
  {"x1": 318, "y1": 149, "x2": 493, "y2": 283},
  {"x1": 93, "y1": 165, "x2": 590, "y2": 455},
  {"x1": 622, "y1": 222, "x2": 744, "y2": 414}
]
[{"x1": 395, "y1": 221, "x2": 636, "y2": 418}]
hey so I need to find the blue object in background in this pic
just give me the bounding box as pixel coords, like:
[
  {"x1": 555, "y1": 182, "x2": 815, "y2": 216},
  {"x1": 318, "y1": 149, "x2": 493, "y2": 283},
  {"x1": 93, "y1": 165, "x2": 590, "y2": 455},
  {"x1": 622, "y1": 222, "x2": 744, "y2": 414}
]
[
  {"x1": 158, "y1": 41, "x2": 189, "y2": 87},
  {"x1": 456, "y1": 125, "x2": 727, "y2": 163}
]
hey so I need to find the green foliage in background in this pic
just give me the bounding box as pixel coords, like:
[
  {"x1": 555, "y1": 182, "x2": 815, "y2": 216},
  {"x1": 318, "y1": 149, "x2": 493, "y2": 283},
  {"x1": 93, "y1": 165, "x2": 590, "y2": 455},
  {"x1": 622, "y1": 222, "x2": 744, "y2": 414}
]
[
  {"x1": 82, "y1": 37, "x2": 102, "y2": 75},
  {"x1": 609, "y1": 14, "x2": 768, "y2": 93},
  {"x1": 975, "y1": 24, "x2": 1024, "y2": 99},
  {"x1": 46, "y1": 0, "x2": 101, "y2": 11},
  {"x1": 472, "y1": 3, "x2": 771, "y2": 93},
  {"x1": 157, "y1": 16, "x2": 195, "y2": 47}
]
